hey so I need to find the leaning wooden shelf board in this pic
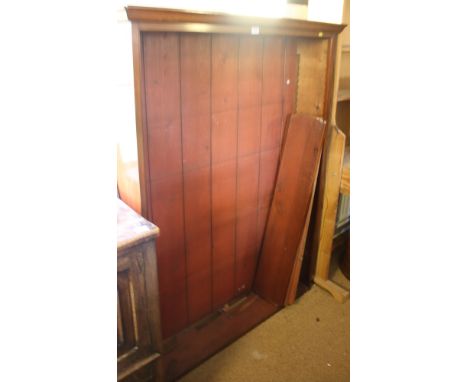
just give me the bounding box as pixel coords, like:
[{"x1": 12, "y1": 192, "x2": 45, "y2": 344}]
[
  {"x1": 255, "y1": 114, "x2": 325, "y2": 305},
  {"x1": 117, "y1": 6, "x2": 345, "y2": 380}
]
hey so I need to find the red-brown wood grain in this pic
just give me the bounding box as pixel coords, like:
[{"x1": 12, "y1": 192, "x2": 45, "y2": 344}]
[
  {"x1": 180, "y1": 34, "x2": 213, "y2": 324},
  {"x1": 235, "y1": 36, "x2": 263, "y2": 294},
  {"x1": 236, "y1": 153, "x2": 260, "y2": 293},
  {"x1": 140, "y1": 31, "x2": 304, "y2": 338},
  {"x1": 257, "y1": 147, "x2": 281, "y2": 252},
  {"x1": 211, "y1": 35, "x2": 239, "y2": 308},
  {"x1": 260, "y1": 37, "x2": 284, "y2": 152},
  {"x1": 144, "y1": 33, "x2": 182, "y2": 180},
  {"x1": 143, "y1": 33, "x2": 189, "y2": 338},
  {"x1": 211, "y1": 159, "x2": 237, "y2": 308},
  {"x1": 254, "y1": 114, "x2": 326, "y2": 305},
  {"x1": 257, "y1": 37, "x2": 285, "y2": 253},
  {"x1": 121, "y1": 11, "x2": 346, "y2": 379},
  {"x1": 282, "y1": 38, "x2": 299, "y2": 132}
]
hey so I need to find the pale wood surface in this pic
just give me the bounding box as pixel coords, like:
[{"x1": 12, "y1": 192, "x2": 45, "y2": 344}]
[
  {"x1": 117, "y1": 198, "x2": 160, "y2": 252},
  {"x1": 314, "y1": 276, "x2": 349, "y2": 303},
  {"x1": 296, "y1": 39, "x2": 329, "y2": 117},
  {"x1": 310, "y1": 126, "x2": 346, "y2": 282}
]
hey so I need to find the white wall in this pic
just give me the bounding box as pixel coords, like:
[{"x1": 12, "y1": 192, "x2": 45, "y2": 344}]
[{"x1": 308, "y1": 0, "x2": 344, "y2": 23}]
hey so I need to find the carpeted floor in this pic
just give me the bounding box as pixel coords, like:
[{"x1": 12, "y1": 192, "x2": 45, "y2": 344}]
[{"x1": 179, "y1": 255, "x2": 350, "y2": 382}]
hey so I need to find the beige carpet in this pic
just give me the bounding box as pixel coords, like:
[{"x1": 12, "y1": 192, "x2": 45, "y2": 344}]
[{"x1": 179, "y1": 257, "x2": 350, "y2": 382}]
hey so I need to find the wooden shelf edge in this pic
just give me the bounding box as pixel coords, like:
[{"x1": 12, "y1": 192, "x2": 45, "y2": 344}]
[{"x1": 125, "y1": 6, "x2": 347, "y2": 36}]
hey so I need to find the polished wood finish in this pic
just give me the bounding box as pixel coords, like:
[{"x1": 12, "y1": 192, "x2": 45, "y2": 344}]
[
  {"x1": 120, "y1": 7, "x2": 345, "y2": 359},
  {"x1": 117, "y1": 199, "x2": 164, "y2": 381},
  {"x1": 126, "y1": 6, "x2": 345, "y2": 38},
  {"x1": 285, "y1": 134, "x2": 323, "y2": 305},
  {"x1": 132, "y1": 31, "x2": 326, "y2": 338},
  {"x1": 254, "y1": 114, "x2": 325, "y2": 305}
]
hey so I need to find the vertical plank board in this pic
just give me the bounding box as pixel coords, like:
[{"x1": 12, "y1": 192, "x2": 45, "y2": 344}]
[
  {"x1": 180, "y1": 33, "x2": 212, "y2": 323},
  {"x1": 236, "y1": 153, "x2": 260, "y2": 293},
  {"x1": 260, "y1": 36, "x2": 285, "y2": 151},
  {"x1": 235, "y1": 36, "x2": 263, "y2": 294},
  {"x1": 186, "y1": 267, "x2": 211, "y2": 324},
  {"x1": 211, "y1": 35, "x2": 239, "y2": 308},
  {"x1": 311, "y1": 126, "x2": 346, "y2": 280},
  {"x1": 150, "y1": 177, "x2": 185, "y2": 289},
  {"x1": 211, "y1": 161, "x2": 237, "y2": 307},
  {"x1": 282, "y1": 38, "x2": 299, "y2": 128},
  {"x1": 159, "y1": 281, "x2": 188, "y2": 340},
  {"x1": 257, "y1": 37, "x2": 285, "y2": 252},
  {"x1": 150, "y1": 175, "x2": 187, "y2": 338},
  {"x1": 144, "y1": 33, "x2": 183, "y2": 180},
  {"x1": 257, "y1": 148, "x2": 280, "y2": 252},
  {"x1": 238, "y1": 36, "x2": 263, "y2": 157},
  {"x1": 183, "y1": 167, "x2": 212, "y2": 322},
  {"x1": 254, "y1": 114, "x2": 325, "y2": 305},
  {"x1": 143, "y1": 32, "x2": 188, "y2": 338}
]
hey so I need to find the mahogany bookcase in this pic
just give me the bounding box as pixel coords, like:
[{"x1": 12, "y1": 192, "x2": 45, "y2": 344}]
[{"x1": 118, "y1": 6, "x2": 345, "y2": 380}]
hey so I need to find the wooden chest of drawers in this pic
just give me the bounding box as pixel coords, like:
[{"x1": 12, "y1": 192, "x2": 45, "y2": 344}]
[{"x1": 117, "y1": 199, "x2": 164, "y2": 381}]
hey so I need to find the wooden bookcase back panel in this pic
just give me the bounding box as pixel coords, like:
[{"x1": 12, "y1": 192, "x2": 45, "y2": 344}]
[
  {"x1": 126, "y1": 28, "x2": 334, "y2": 339},
  {"x1": 118, "y1": 8, "x2": 341, "y2": 338}
]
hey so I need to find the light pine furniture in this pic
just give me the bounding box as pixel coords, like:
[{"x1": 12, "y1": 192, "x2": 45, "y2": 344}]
[
  {"x1": 118, "y1": 6, "x2": 345, "y2": 379},
  {"x1": 117, "y1": 199, "x2": 164, "y2": 381},
  {"x1": 308, "y1": 0, "x2": 350, "y2": 301},
  {"x1": 309, "y1": 126, "x2": 349, "y2": 302}
]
